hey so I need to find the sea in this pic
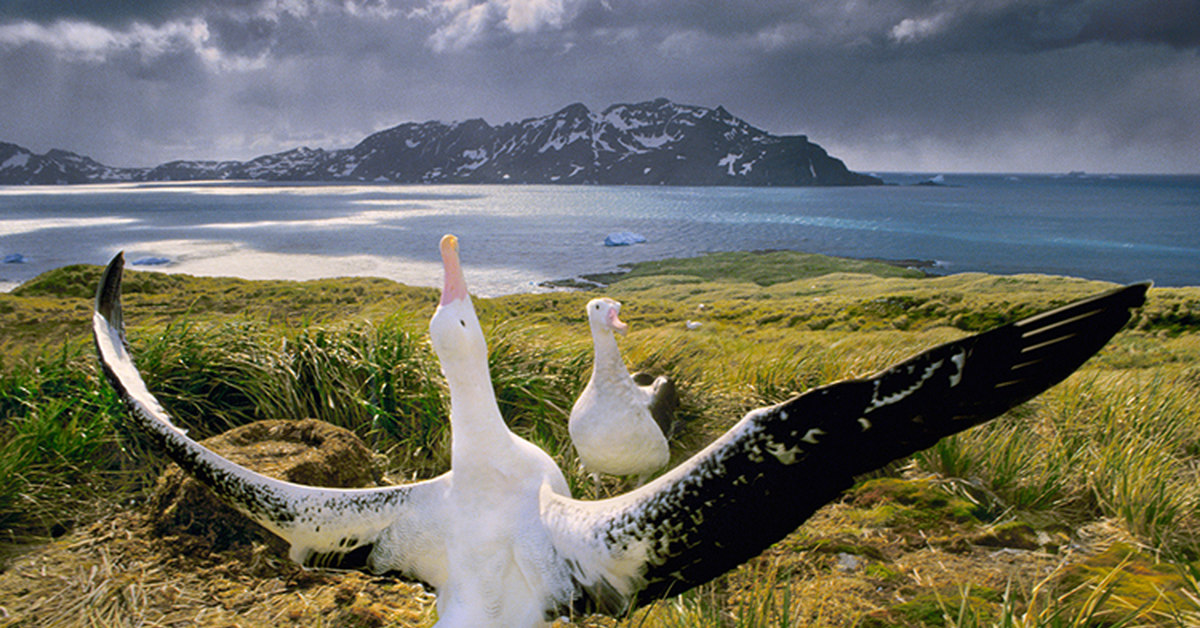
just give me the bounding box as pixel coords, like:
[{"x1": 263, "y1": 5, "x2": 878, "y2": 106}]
[{"x1": 1, "y1": 173, "x2": 1197, "y2": 295}]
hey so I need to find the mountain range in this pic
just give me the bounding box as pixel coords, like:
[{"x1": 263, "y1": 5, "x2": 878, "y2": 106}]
[{"x1": 0, "y1": 99, "x2": 880, "y2": 186}]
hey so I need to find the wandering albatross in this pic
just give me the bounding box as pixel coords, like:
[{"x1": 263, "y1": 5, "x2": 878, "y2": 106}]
[
  {"x1": 92, "y1": 238, "x2": 1147, "y2": 626},
  {"x1": 570, "y1": 297, "x2": 677, "y2": 487}
]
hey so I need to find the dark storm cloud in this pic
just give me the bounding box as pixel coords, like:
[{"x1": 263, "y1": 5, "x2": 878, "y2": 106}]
[
  {"x1": 557, "y1": 0, "x2": 1200, "y2": 54},
  {"x1": 0, "y1": 0, "x2": 262, "y2": 26},
  {"x1": 205, "y1": 14, "x2": 277, "y2": 57},
  {"x1": 881, "y1": 0, "x2": 1200, "y2": 53},
  {"x1": 0, "y1": 0, "x2": 1196, "y2": 172},
  {"x1": 1077, "y1": 0, "x2": 1200, "y2": 48}
]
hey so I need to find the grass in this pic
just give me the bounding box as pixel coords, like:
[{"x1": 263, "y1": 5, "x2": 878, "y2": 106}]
[
  {"x1": 0, "y1": 344, "x2": 130, "y2": 539},
  {"x1": 1, "y1": 250, "x2": 1199, "y2": 626}
]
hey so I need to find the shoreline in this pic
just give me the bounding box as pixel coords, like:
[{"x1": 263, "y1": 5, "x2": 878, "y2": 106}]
[
  {"x1": 2, "y1": 176, "x2": 1197, "y2": 291},
  {"x1": 540, "y1": 252, "x2": 942, "y2": 290},
  {"x1": 2, "y1": 250, "x2": 946, "y2": 296}
]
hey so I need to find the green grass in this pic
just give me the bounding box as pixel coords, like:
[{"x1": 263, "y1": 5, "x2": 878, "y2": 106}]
[
  {"x1": 0, "y1": 344, "x2": 129, "y2": 536},
  {"x1": 2, "y1": 252, "x2": 1199, "y2": 625},
  {"x1": 580, "y1": 249, "x2": 926, "y2": 287}
]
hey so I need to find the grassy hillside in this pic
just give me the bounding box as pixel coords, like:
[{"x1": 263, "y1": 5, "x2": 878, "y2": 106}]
[{"x1": 1, "y1": 251, "x2": 1198, "y2": 626}]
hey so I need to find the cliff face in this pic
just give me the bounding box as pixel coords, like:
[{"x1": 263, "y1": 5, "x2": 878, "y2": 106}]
[{"x1": 0, "y1": 99, "x2": 880, "y2": 186}]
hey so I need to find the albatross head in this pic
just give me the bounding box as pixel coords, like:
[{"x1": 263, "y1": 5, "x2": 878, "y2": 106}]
[
  {"x1": 430, "y1": 234, "x2": 488, "y2": 375},
  {"x1": 587, "y1": 297, "x2": 628, "y2": 336}
]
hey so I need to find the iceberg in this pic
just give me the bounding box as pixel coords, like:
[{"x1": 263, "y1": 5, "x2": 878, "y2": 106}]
[{"x1": 604, "y1": 232, "x2": 647, "y2": 247}]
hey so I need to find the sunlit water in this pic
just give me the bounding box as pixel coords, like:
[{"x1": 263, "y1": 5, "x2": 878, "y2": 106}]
[{"x1": 1, "y1": 173, "x2": 1197, "y2": 295}]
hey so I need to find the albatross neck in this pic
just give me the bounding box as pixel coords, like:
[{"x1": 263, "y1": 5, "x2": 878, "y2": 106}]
[
  {"x1": 589, "y1": 324, "x2": 629, "y2": 380},
  {"x1": 444, "y1": 354, "x2": 516, "y2": 465}
]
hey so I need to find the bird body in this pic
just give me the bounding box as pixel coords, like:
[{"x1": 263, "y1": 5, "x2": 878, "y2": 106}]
[
  {"x1": 92, "y1": 240, "x2": 1147, "y2": 627},
  {"x1": 397, "y1": 235, "x2": 577, "y2": 625},
  {"x1": 570, "y1": 298, "x2": 671, "y2": 482}
]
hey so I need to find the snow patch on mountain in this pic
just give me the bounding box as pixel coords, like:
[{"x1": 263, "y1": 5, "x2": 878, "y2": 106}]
[{"x1": 2, "y1": 152, "x2": 30, "y2": 170}]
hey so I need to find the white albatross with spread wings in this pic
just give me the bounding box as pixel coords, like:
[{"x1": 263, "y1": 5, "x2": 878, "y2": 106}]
[
  {"x1": 570, "y1": 297, "x2": 676, "y2": 486},
  {"x1": 92, "y1": 237, "x2": 1147, "y2": 627}
]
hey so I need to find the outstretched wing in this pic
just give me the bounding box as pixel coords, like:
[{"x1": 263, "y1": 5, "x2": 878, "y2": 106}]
[
  {"x1": 543, "y1": 282, "x2": 1148, "y2": 615},
  {"x1": 93, "y1": 252, "x2": 451, "y2": 587}
]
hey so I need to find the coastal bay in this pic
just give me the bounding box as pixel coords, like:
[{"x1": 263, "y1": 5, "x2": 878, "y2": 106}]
[{"x1": 2, "y1": 176, "x2": 1198, "y2": 298}]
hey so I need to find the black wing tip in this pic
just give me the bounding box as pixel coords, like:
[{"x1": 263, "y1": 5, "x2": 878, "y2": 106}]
[
  {"x1": 1013, "y1": 281, "x2": 1149, "y2": 332},
  {"x1": 1115, "y1": 281, "x2": 1151, "y2": 306},
  {"x1": 1091, "y1": 280, "x2": 1149, "y2": 308},
  {"x1": 1064, "y1": 281, "x2": 1149, "y2": 313},
  {"x1": 1088, "y1": 281, "x2": 1150, "y2": 322},
  {"x1": 95, "y1": 251, "x2": 125, "y2": 324}
]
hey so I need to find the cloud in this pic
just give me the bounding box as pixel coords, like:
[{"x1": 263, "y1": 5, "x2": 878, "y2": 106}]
[
  {"x1": 0, "y1": 0, "x2": 266, "y2": 27},
  {"x1": 424, "y1": 0, "x2": 578, "y2": 50},
  {"x1": 890, "y1": 13, "x2": 951, "y2": 44},
  {"x1": 884, "y1": 0, "x2": 1200, "y2": 53},
  {"x1": 0, "y1": 18, "x2": 210, "y2": 63},
  {"x1": 426, "y1": 1, "x2": 497, "y2": 51},
  {"x1": 0, "y1": 0, "x2": 1197, "y2": 174},
  {"x1": 1078, "y1": 0, "x2": 1200, "y2": 48},
  {"x1": 503, "y1": 0, "x2": 566, "y2": 32},
  {"x1": 0, "y1": 0, "x2": 410, "y2": 72},
  {"x1": 655, "y1": 30, "x2": 708, "y2": 58}
]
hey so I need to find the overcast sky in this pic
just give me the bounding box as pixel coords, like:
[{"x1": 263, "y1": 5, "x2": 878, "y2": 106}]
[{"x1": 1, "y1": 0, "x2": 1197, "y2": 174}]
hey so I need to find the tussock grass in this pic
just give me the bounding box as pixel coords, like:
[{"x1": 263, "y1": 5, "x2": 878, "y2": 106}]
[
  {"x1": 917, "y1": 371, "x2": 1200, "y2": 555},
  {"x1": 0, "y1": 344, "x2": 129, "y2": 540},
  {"x1": 2, "y1": 253, "x2": 1198, "y2": 626}
]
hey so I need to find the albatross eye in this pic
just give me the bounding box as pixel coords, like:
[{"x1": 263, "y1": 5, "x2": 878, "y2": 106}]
[{"x1": 460, "y1": 320, "x2": 466, "y2": 327}]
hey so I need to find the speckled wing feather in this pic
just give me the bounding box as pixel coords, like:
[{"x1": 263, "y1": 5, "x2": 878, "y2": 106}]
[
  {"x1": 544, "y1": 282, "x2": 1148, "y2": 615},
  {"x1": 93, "y1": 253, "x2": 451, "y2": 587}
]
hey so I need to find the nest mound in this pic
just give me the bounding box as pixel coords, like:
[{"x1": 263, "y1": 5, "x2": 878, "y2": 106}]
[
  {"x1": 0, "y1": 419, "x2": 436, "y2": 627},
  {"x1": 148, "y1": 418, "x2": 381, "y2": 552}
]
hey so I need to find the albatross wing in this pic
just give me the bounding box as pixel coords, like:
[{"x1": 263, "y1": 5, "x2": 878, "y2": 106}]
[
  {"x1": 93, "y1": 252, "x2": 451, "y2": 587},
  {"x1": 542, "y1": 282, "x2": 1148, "y2": 615},
  {"x1": 633, "y1": 372, "x2": 679, "y2": 437}
]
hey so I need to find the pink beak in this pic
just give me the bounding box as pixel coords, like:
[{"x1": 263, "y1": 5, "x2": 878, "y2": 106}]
[
  {"x1": 440, "y1": 234, "x2": 468, "y2": 305},
  {"x1": 608, "y1": 307, "x2": 629, "y2": 335}
]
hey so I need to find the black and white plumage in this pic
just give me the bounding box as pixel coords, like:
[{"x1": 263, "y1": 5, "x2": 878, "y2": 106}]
[
  {"x1": 570, "y1": 298, "x2": 678, "y2": 485},
  {"x1": 92, "y1": 240, "x2": 1147, "y2": 626}
]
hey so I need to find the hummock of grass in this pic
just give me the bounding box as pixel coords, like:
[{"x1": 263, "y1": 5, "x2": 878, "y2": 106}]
[{"x1": 2, "y1": 251, "x2": 1199, "y2": 627}]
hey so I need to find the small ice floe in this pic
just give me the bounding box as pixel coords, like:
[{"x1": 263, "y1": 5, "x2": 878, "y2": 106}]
[
  {"x1": 685, "y1": 320, "x2": 703, "y2": 330},
  {"x1": 131, "y1": 256, "x2": 170, "y2": 266},
  {"x1": 2, "y1": 253, "x2": 26, "y2": 264},
  {"x1": 604, "y1": 232, "x2": 647, "y2": 247}
]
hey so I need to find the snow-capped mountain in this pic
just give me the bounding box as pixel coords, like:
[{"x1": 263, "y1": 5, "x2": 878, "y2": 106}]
[
  {"x1": 0, "y1": 99, "x2": 880, "y2": 186},
  {"x1": 0, "y1": 143, "x2": 143, "y2": 184}
]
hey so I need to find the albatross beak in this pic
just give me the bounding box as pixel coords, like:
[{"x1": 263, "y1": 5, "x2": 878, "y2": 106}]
[
  {"x1": 440, "y1": 234, "x2": 468, "y2": 305},
  {"x1": 608, "y1": 308, "x2": 629, "y2": 335}
]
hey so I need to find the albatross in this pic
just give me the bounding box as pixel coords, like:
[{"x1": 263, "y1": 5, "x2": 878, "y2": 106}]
[
  {"x1": 570, "y1": 297, "x2": 677, "y2": 487},
  {"x1": 92, "y1": 238, "x2": 1147, "y2": 627}
]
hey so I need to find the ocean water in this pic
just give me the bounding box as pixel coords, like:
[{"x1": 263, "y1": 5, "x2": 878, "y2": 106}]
[{"x1": 0, "y1": 173, "x2": 1197, "y2": 295}]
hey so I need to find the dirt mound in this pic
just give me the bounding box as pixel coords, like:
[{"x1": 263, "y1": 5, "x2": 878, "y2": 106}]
[
  {"x1": 147, "y1": 418, "x2": 381, "y2": 554},
  {"x1": 0, "y1": 419, "x2": 438, "y2": 627}
]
